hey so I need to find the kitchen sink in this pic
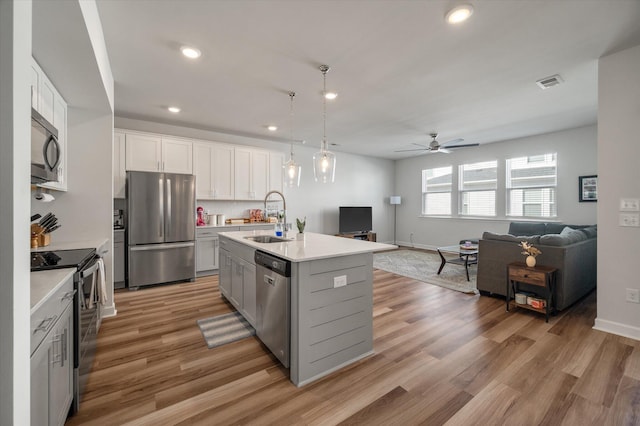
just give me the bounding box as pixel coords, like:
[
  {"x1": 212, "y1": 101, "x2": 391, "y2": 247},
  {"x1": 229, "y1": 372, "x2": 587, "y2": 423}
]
[{"x1": 244, "y1": 235, "x2": 289, "y2": 243}]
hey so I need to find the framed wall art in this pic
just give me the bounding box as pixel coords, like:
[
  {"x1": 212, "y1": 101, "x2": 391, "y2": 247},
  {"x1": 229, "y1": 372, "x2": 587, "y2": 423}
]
[{"x1": 579, "y1": 175, "x2": 598, "y2": 202}]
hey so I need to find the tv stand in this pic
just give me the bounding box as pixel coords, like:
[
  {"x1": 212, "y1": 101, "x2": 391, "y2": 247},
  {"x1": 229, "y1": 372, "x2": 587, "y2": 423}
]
[{"x1": 336, "y1": 232, "x2": 376, "y2": 242}]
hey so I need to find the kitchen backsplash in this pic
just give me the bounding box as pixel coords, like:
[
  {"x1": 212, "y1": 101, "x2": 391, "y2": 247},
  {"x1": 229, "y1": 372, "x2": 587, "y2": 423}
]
[{"x1": 196, "y1": 200, "x2": 265, "y2": 220}]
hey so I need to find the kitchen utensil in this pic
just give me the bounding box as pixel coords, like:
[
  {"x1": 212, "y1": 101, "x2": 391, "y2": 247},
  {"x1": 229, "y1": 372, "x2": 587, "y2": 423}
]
[
  {"x1": 45, "y1": 224, "x2": 61, "y2": 234},
  {"x1": 40, "y1": 215, "x2": 57, "y2": 229},
  {"x1": 31, "y1": 213, "x2": 42, "y2": 222},
  {"x1": 44, "y1": 221, "x2": 58, "y2": 233},
  {"x1": 38, "y1": 212, "x2": 53, "y2": 226}
]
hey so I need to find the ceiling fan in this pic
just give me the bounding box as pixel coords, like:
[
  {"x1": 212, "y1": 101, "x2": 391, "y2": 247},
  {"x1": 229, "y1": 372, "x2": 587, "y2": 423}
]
[{"x1": 395, "y1": 133, "x2": 479, "y2": 154}]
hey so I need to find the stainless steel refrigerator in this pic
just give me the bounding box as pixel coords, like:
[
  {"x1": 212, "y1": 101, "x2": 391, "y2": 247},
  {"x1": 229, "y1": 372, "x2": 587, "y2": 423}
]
[{"x1": 127, "y1": 171, "x2": 196, "y2": 288}]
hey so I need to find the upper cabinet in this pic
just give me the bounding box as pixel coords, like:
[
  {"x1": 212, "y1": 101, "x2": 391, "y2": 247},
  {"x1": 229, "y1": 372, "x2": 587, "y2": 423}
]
[
  {"x1": 234, "y1": 147, "x2": 269, "y2": 200},
  {"x1": 32, "y1": 58, "x2": 68, "y2": 191},
  {"x1": 113, "y1": 132, "x2": 126, "y2": 198},
  {"x1": 115, "y1": 128, "x2": 285, "y2": 200},
  {"x1": 194, "y1": 142, "x2": 234, "y2": 200},
  {"x1": 125, "y1": 133, "x2": 193, "y2": 174},
  {"x1": 269, "y1": 152, "x2": 284, "y2": 194}
]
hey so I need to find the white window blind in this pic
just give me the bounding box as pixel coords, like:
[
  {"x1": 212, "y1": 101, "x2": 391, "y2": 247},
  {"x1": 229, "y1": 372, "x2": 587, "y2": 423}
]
[
  {"x1": 506, "y1": 154, "x2": 557, "y2": 218},
  {"x1": 459, "y1": 160, "x2": 497, "y2": 216},
  {"x1": 422, "y1": 166, "x2": 452, "y2": 215}
]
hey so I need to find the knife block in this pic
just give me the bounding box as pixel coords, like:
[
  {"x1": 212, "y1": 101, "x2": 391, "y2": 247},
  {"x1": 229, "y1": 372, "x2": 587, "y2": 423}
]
[{"x1": 30, "y1": 224, "x2": 50, "y2": 248}]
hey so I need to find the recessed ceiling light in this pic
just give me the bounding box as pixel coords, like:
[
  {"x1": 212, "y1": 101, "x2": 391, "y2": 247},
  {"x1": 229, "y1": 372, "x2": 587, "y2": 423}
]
[
  {"x1": 180, "y1": 46, "x2": 201, "y2": 59},
  {"x1": 445, "y1": 4, "x2": 474, "y2": 24},
  {"x1": 267, "y1": 125, "x2": 278, "y2": 131},
  {"x1": 324, "y1": 92, "x2": 338, "y2": 100},
  {"x1": 168, "y1": 106, "x2": 181, "y2": 113}
]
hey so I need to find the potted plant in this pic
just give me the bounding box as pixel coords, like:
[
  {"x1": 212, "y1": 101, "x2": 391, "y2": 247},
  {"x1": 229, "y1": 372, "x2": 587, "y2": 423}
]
[
  {"x1": 296, "y1": 217, "x2": 306, "y2": 240},
  {"x1": 519, "y1": 241, "x2": 542, "y2": 267}
]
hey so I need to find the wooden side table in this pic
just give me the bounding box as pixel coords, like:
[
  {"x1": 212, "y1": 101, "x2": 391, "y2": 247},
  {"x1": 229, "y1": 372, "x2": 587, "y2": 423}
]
[{"x1": 506, "y1": 262, "x2": 557, "y2": 322}]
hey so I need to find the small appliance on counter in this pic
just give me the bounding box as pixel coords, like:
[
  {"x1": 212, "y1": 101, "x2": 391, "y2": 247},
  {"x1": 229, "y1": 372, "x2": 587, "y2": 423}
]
[{"x1": 113, "y1": 209, "x2": 124, "y2": 229}]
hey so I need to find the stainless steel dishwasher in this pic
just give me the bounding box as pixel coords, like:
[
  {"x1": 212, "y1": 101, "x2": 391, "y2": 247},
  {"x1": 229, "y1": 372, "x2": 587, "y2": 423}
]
[{"x1": 255, "y1": 250, "x2": 291, "y2": 368}]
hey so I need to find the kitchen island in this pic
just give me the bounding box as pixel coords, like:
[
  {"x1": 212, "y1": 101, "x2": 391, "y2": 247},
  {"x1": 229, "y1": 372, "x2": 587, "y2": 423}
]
[{"x1": 218, "y1": 230, "x2": 395, "y2": 386}]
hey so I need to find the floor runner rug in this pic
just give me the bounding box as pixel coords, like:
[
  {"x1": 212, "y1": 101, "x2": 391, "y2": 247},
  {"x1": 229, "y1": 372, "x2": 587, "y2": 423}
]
[{"x1": 197, "y1": 311, "x2": 256, "y2": 349}]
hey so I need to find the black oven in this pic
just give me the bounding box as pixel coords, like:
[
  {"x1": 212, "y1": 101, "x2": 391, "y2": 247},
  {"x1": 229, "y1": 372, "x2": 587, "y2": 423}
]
[{"x1": 31, "y1": 248, "x2": 100, "y2": 414}]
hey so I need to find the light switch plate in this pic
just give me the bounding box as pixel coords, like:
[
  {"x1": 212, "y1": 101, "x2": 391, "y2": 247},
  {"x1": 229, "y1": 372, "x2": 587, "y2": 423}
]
[
  {"x1": 333, "y1": 275, "x2": 347, "y2": 288},
  {"x1": 620, "y1": 198, "x2": 640, "y2": 211},
  {"x1": 619, "y1": 213, "x2": 640, "y2": 227}
]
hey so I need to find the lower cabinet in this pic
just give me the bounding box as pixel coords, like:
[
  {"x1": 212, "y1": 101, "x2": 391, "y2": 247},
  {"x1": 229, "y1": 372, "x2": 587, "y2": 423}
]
[
  {"x1": 196, "y1": 237, "x2": 219, "y2": 275},
  {"x1": 218, "y1": 236, "x2": 257, "y2": 328},
  {"x1": 31, "y1": 298, "x2": 74, "y2": 426},
  {"x1": 114, "y1": 230, "x2": 125, "y2": 289}
]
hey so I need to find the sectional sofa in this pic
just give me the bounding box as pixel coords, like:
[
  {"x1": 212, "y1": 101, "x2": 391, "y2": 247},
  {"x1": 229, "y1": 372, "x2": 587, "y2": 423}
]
[{"x1": 477, "y1": 221, "x2": 597, "y2": 311}]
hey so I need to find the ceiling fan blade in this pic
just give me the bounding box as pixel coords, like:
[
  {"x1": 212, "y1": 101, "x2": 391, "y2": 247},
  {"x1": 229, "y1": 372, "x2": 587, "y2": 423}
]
[
  {"x1": 441, "y1": 138, "x2": 464, "y2": 146},
  {"x1": 394, "y1": 147, "x2": 429, "y2": 152},
  {"x1": 438, "y1": 148, "x2": 451, "y2": 154},
  {"x1": 411, "y1": 143, "x2": 428, "y2": 148},
  {"x1": 443, "y1": 142, "x2": 480, "y2": 149}
]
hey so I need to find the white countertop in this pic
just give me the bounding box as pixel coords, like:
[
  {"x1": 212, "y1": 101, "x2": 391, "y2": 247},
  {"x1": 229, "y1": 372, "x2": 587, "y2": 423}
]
[
  {"x1": 219, "y1": 230, "x2": 396, "y2": 262},
  {"x1": 31, "y1": 268, "x2": 75, "y2": 313},
  {"x1": 31, "y1": 238, "x2": 110, "y2": 255}
]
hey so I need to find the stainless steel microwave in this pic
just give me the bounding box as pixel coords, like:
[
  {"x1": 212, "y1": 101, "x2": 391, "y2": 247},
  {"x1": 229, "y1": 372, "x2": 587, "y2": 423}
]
[{"x1": 31, "y1": 108, "x2": 60, "y2": 184}]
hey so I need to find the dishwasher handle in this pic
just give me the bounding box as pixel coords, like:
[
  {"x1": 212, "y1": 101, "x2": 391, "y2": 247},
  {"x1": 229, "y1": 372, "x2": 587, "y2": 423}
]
[{"x1": 263, "y1": 275, "x2": 276, "y2": 286}]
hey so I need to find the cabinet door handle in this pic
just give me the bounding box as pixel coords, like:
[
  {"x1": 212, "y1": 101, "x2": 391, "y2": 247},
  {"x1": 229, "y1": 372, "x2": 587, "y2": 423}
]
[
  {"x1": 61, "y1": 289, "x2": 77, "y2": 301},
  {"x1": 51, "y1": 333, "x2": 62, "y2": 365},
  {"x1": 62, "y1": 326, "x2": 68, "y2": 367},
  {"x1": 34, "y1": 315, "x2": 56, "y2": 334}
]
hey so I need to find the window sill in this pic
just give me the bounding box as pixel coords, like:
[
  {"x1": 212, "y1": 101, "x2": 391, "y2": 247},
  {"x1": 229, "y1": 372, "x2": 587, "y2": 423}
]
[{"x1": 418, "y1": 215, "x2": 563, "y2": 223}]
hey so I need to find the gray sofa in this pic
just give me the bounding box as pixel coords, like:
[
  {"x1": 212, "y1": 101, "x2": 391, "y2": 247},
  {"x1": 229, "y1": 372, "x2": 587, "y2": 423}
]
[{"x1": 477, "y1": 222, "x2": 597, "y2": 311}]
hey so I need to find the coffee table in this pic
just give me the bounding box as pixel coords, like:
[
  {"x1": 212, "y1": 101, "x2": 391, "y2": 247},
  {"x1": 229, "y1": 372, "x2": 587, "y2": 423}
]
[{"x1": 436, "y1": 244, "x2": 479, "y2": 281}]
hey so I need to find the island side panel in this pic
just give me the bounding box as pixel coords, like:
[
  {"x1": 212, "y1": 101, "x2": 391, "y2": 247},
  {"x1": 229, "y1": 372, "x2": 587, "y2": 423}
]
[{"x1": 290, "y1": 253, "x2": 374, "y2": 386}]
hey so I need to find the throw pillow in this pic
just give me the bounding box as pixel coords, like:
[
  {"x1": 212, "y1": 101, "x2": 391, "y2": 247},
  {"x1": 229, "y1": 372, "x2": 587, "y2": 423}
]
[{"x1": 560, "y1": 226, "x2": 587, "y2": 244}]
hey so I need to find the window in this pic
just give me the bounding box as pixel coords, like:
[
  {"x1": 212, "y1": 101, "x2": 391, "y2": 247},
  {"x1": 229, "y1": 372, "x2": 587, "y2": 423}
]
[
  {"x1": 459, "y1": 160, "x2": 497, "y2": 216},
  {"x1": 506, "y1": 154, "x2": 557, "y2": 218},
  {"x1": 422, "y1": 166, "x2": 452, "y2": 215}
]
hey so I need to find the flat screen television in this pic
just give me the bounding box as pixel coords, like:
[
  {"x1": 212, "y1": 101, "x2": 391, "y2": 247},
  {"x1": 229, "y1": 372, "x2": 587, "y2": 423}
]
[{"x1": 339, "y1": 206, "x2": 372, "y2": 234}]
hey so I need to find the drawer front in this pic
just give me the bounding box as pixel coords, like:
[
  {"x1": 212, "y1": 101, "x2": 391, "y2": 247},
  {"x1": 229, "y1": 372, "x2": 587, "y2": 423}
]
[
  {"x1": 31, "y1": 276, "x2": 74, "y2": 355},
  {"x1": 196, "y1": 229, "x2": 218, "y2": 238},
  {"x1": 509, "y1": 267, "x2": 546, "y2": 286}
]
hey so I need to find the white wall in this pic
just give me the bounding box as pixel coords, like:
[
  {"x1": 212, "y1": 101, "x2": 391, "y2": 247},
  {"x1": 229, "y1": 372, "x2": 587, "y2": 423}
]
[
  {"x1": 115, "y1": 117, "x2": 396, "y2": 242},
  {"x1": 595, "y1": 44, "x2": 640, "y2": 340},
  {"x1": 0, "y1": 1, "x2": 32, "y2": 423},
  {"x1": 394, "y1": 125, "x2": 597, "y2": 249}
]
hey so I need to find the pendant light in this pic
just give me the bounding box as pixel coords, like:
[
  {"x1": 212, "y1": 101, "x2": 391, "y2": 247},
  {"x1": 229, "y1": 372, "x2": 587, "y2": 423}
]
[
  {"x1": 284, "y1": 91, "x2": 301, "y2": 187},
  {"x1": 313, "y1": 65, "x2": 336, "y2": 183}
]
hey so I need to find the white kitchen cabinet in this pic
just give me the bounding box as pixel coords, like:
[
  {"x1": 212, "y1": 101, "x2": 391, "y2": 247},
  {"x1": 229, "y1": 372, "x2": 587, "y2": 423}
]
[
  {"x1": 162, "y1": 137, "x2": 193, "y2": 174},
  {"x1": 31, "y1": 274, "x2": 74, "y2": 426},
  {"x1": 234, "y1": 147, "x2": 269, "y2": 200},
  {"x1": 269, "y1": 152, "x2": 284, "y2": 193},
  {"x1": 194, "y1": 142, "x2": 235, "y2": 200},
  {"x1": 33, "y1": 58, "x2": 68, "y2": 192},
  {"x1": 125, "y1": 132, "x2": 193, "y2": 174},
  {"x1": 113, "y1": 132, "x2": 126, "y2": 198},
  {"x1": 125, "y1": 133, "x2": 162, "y2": 172}
]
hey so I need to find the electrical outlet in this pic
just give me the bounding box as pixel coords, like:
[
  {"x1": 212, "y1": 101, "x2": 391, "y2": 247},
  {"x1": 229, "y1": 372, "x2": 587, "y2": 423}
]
[
  {"x1": 333, "y1": 275, "x2": 347, "y2": 288},
  {"x1": 626, "y1": 288, "x2": 640, "y2": 303},
  {"x1": 620, "y1": 198, "x2": 640, "y2": 211},
  {"x1": 619, "y1": 213, "x2": 640, "y2": 227}
]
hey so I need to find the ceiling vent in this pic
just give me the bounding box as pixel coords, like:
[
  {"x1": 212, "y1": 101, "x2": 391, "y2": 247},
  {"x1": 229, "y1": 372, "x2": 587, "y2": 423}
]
[{"x1": 536, "y1": 74, "x2": 564, "y2": 90}]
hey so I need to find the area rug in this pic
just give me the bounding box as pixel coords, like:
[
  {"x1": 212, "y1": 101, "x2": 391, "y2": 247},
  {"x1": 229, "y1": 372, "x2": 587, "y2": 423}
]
[
  {"x1": 196, "y1": 311, "x2": 256, "y2": 349},
  {"x1": 373, "y1": 249, "x2": 478, "y2": 294}
]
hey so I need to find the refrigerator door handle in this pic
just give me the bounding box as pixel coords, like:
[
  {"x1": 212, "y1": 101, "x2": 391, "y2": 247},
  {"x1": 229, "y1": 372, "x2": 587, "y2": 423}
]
[
  {"x1": 166, "y1": 177, "x2": 172, "y2": 238},
  {"x1": 130, "y1": 242, "x2": 195, "y2": 251},
  {"x1": 158, "y1": 177, "x2": 164, "y2": 239}
]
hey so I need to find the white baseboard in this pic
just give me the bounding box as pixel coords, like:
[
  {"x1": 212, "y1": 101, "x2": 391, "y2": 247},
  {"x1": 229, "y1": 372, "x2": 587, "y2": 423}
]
[
  {"x1": 593, "y1": 317, "x2": 640, "y2": 341},
  {"x1": 101, "y1": 303, "x2": 117, "y2": 318},
  {"x1": 394, "y1": 240, "x2": 438, "y2": 251}
]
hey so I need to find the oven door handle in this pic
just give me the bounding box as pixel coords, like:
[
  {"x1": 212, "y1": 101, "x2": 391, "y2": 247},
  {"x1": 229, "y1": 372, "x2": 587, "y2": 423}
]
[{"x1": 81, "y1": 260, "x2": 100, "y2": 278}]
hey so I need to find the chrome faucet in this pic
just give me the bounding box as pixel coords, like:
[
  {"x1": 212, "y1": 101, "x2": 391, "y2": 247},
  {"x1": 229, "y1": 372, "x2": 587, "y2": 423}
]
[{"x1": 264, "y1": 190, "x2": 286, "y2": 229}]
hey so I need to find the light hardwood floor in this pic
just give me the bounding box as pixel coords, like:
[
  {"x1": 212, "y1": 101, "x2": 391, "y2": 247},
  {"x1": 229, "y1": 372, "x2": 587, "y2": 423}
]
[{"x1": 67, "y1": 266, "x2": 639, "y2": 425}]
